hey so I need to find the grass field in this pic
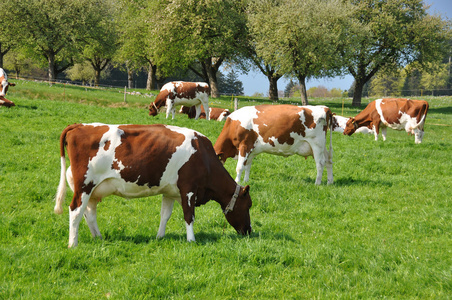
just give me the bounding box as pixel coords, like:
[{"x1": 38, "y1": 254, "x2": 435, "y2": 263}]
[{"x1": 1, "y1": 80, "x2": 451, "y2": 299}]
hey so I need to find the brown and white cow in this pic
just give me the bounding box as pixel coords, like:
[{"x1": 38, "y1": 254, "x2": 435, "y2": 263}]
[
  {"x1": 214, "y1": 104, "x2": 334, "y2": 185},
  {"x1": 332, "y1": 115, "x2": 374, "y2": 134},
  {"x1": 179, "y1": 105, "x2": 231, "y2": 121},
  {"x1": 0, "y1": 68, "x2": 16, "y2": 107},
  {"x1": 343, "y1": 98, "x2": 429, "y2": 144},
  {"x1": 54, "y1": 123, "x2": 252, "y2": 247},
  {"x1": 149, "y1": 81, "x2": 210, "y2": 120}
]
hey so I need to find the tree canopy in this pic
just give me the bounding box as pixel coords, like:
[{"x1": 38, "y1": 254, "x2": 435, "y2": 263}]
[{"x1": 343, "y1": 0, "x2": 451, "y2": 106}]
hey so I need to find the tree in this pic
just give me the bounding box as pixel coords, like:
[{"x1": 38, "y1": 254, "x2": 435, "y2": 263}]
[
  {"x1": 369, "y1": 72, "x2": 401, "y2": 97},
  {"x1": 248, "y1": 0, "x2": 354, "y2": 105},
  {"x1": 219, "y1": 69, "x2": 244, "y2": 96},
  {"x1": 284, "y1": 79, "x2": 296, "y2": 97},
  {"x1": 343, "y1": 0, "x2": 451, "y2": 106},
  {"x1": 420, "y1": 63, "x2": 449, "y2": 95},
  {"x1": 115, "y1": 0, "x2": 165, "y2": 90},
  {"x1": 11, "y1": 0, "x2": 108, "y2": 82},
  {"x1": 151, "y1": 0, "x2": 248, "y2": 98},
  {"x1": 82, "y1": 0, "x2": 118, "y2": 86}
]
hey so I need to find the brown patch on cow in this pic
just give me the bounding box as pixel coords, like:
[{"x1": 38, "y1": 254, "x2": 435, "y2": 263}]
[
  {"x1": 103, "y1": 140, "x2": 111, "y2": 151},
  {"x1": 254, "y1": 105, "x2": 307, "y2": 145},
  {"x1": 115, "y1": 125, "x2": 185, "y2": 187},
  {"x1": 65, "y1": 124, "x2": 110, "y2": 209},
  {"x1": 380, "y1": 98, "x2": 404, "y2": 125}
]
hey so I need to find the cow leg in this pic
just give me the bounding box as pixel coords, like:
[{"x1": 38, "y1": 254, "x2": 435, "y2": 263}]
[
  {"x1": 381, "y1": 127, "x2": 387, "y2": 141},
  {"x1": 235, "y1": 155, "x2": 247, "y2": 183},
  {"x1": 312, "y1": 145, "x2": 326, "y2": 185},
  {"x1": 194, "y1": 104, "x2": 202, "y2": 120},
  {"x1": 181, "y1": 191, "x2": 196, "y2": 242},
  {"x1": 157, "y1": 195, "x2": 176, "y2": 239},
  {"x1": 414, "y1": 129, "x2": 424, "y2": 144},
  {"x1": 202, "y1": 102, "x2": 210, "y2": 120},
  {"x1": 165, "y1": 99, "x2": 174, "y2": 119},
  {"x1": 83, "y1": 197, "x2": 102, "y2": 239},
  {"x1": 324, "y1": 148, "x2": 334, "y2": 185},
  {"x1": 372, "y1": 122, "x2": 380, "y2": 141},
  {"x1": 68, "y1": 192, "x2": 91, "y2": 248}
]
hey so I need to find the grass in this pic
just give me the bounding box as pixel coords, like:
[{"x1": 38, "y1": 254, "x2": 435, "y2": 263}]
[{"x1": 1, "y1": 80, "x2": 451, "y2": 299}]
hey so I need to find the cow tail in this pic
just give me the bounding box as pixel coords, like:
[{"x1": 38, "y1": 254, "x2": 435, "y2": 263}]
[
  {"x1": 54, "y1": 124, "x2": 78, "y2": 214},
  {"x1": 328, "y1": 109, "x2": 333, "y2": 160},
  {"x1": 417, "y1": 102, "x2": 429, "y2": 130}
]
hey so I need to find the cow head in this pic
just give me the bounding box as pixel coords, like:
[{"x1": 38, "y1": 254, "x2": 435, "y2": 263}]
[
  {"x1": 223, "y1": 185, "x2": 252, "y2": 235},
  {"x1": 343, "y1": 118, "x2": 358, "y2": 136},
  {"x1": 0, "y1": 80, "x2": 15, "y2": 107},
  {"x1": 149, "y1": 102, "x2": 159, "y2": 116}
]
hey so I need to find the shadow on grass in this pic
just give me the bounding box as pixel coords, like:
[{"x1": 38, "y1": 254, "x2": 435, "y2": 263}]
[
  {"x1": 16, "y1": 104, "x2": 39, "y2": 110},
  {"x1": 333, "y1": 176, "x2": 394, "y2": 187},
  {"x1": 103, "y1": 228, "x2": 295, "y2": 245}
]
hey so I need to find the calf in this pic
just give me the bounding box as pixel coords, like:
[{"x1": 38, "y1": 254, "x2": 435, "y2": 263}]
[
  {"x1": 149, "y1": 81, "x2": 210, "y2": 120},
  {"x1": 214, "y1": 104, "x2": 334, "y2": 185},
  {"x1": 0, "y1": 68, "x2": 16, "y2": 107},
  {"x1": 55, "y1": 123, "x2": 252, "y2": 247},
  {"x1": 343, "y1": 98, "x2": 429, "y2": 144},
  {"x1": 179, "y1": 105, "x2": 231, "y2": 121}
]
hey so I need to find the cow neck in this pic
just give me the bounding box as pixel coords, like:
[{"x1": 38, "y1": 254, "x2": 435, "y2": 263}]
[
  {"x1": 153, "y1": 95, "x2": 166, "y2": 109},
  {"x1": 223, "y1": 184, "x2": 241, "y2": 215}
]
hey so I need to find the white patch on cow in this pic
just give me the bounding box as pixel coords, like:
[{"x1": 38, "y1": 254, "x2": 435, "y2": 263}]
[
  {"x1": 186, "y1": 221, "x2": 195, "y2": 242},
  {"x1": 186, "y1": 192, "x2": 194, "y2": 207},
  {"x1": 0, "y1": 69, "x2": 7, "y2": 96},
  {"x1": 158, "y1": 126, "x2": 198, "y2": 194},
  {"x1": 375, "y1": 99, "x2": 388, "y2": 125},
  {"x1": 229, "y1": 106, "x2": 259, "y2": 131},
  {"x1": 217, "y1": 110, "x2": 229, "y2": 121},
  {"x1": 83, "y1": 125, "x2": 125, "y2": 191},
  {"x1": 162, "y1": 81, "x2": 176, "y2": 93}
]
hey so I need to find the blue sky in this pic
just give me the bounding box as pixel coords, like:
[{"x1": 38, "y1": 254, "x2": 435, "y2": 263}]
[{"x1": 238, "y1": 0, "x2": 452, "y2": 96}]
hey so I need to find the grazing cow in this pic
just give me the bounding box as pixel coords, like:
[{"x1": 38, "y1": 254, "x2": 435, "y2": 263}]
[
  {"x1": 149, "y1": 81, "x2": 210, "y2": 120},
  {"x1": 0, "y1": 68, "x2": 16, "y2": 107},
  {"x1": 332, "y1": 115, "x2": 374, "y2": 134},
  {"x1": 214, "y1": 104, "x2": 334, "y2": 185},
  {"x1": 343, "y1": 98, "x2": 429, "y2": 144},
  {"x1": 54, "y1": 123, "x2": 252, "y2": 247},
  {"x1": 179, "y1": 105, "x2": 231, "y2": 121}
]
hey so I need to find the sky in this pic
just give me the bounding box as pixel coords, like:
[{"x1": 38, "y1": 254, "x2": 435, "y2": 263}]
[{"x1": 237, "y1": 0, "x2": 452, "y2": 96}]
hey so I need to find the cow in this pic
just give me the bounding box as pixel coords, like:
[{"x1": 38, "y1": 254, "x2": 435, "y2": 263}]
[
  {"x1": 54, "y1": 123, "x2": 252, "y2": 248},
  {"x1": 343, "y1": 98, "x2": 429, "y2": 144},
  {"x1": 332, "y1": 115, "x2": 374, "y2": 134},
  {"x1": 149, "y1": 81, "x2": 210, "y2": 120},
  {"x1": 214, "y1": 104, "x2": 334, "y2": 185},
  {"x1": 179, "y1": 105, "x2": 231, "y2": 121},
  {"x1": 0, "y1": 68, "x2": 16, "y2": 107}
]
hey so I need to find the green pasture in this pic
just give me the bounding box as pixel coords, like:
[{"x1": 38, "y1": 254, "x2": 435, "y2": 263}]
[{"x1": 1, "y1": 80, "x2": 451, "y2": 299}]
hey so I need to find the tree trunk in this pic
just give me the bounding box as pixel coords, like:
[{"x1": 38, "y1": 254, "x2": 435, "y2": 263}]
[
  {"x1": 203, "y1": 58, "x2": 219, "y2": 98},
  {"x1": 127, "y1": 68, "x2": 133, "y2": 89},
  {"x1": 146, "y1": 63, "x2": 157, "y2": 90},
  {"x1": 297, "y1": 75, "x2": 308, "y2": 105},
  {"x1": 48, "y1": 54, "x2": 56, "y2": 84},
  {"x1": 94, "y1": 69, "x2": 101, "y2": 86},
  {"x1": 352, "y1": 79, "x2": 365, "y2": 107},
  {"x1": 268, "y1": 75, "x2": 279, "y2": 101}
]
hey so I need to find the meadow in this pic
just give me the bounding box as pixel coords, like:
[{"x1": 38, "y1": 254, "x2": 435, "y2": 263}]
[{"x1": 1, "y1": 80, "x2": 451, "y2": 299}]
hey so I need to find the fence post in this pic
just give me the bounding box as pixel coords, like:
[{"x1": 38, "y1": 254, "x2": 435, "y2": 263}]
[
  {"x1": 234, "y1": 97, "x2": 238, "y2": 111},
  {"x1": 124, "y1": 86, "x2": 127, "y2": 103}
]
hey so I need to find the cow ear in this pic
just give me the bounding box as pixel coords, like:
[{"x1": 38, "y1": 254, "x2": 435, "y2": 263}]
[
  {"x1": 242, "y1": 185, "x2": 250, "y2": 196},
  {"x1": 8, "y1": 83, "x2": 15, "y2": 87}
]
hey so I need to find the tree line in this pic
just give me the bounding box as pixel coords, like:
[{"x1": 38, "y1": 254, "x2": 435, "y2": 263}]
[{"x1": 1, "y1": 0, "x2": 450, "y2": 106}]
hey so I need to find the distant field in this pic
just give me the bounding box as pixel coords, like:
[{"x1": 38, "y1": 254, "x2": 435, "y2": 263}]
[{"x1": 1, "y1": 80, "x2": 451, "y2": 299}]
